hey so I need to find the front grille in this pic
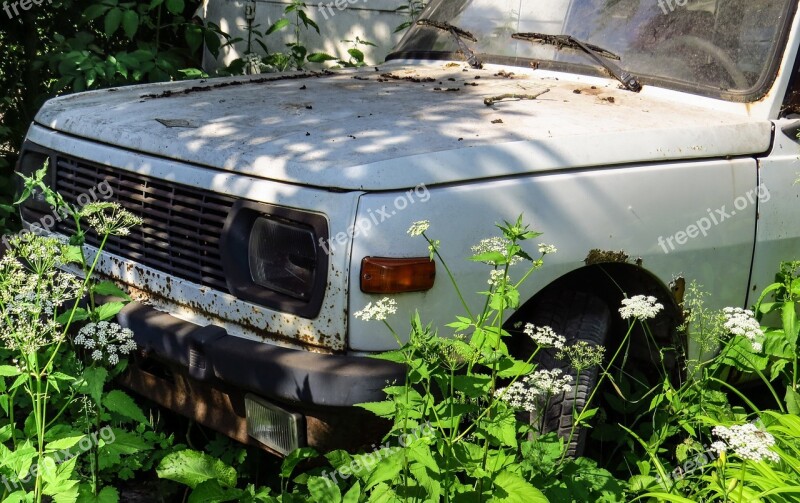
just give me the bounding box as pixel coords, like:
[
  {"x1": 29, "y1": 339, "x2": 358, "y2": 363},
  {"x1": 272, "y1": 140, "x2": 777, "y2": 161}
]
[{"x1": 52, "y1": 155, "x2": 236, "y2": 293}]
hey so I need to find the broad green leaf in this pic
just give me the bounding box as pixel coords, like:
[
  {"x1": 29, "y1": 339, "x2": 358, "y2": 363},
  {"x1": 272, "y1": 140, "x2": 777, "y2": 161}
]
[
  {"x1": 280, "y1": 447, "x2": 318, "y2": 479},
  {"x1": 46, "y1": 435, "x2": 86, "y2": 452},
  {"x1": 342, "y1": 482, "x2": 361, "y2": 503},
  {"x1": 786, "y1": 387, "x2": 800, "y2": 415},
  {"x1": 188, "y1": 479, "x2": 243, "y2": 503},
  {"x1": 782, "y1": 301, "x2": 798, "y2": 347},
  {"x1": 165, "y1": 0, "x2": 184, "y2": 15},
  {"x1": 92, "y1": 281, "x2": 130, "y2": 300},
  {"x1": 185, "y1": 25, "x2": 204, "y2": 54},
  {"x1": 42, "y1": 456, "x2": 80, "y2": 503},
  {"x1": 96, "y1": 301, "x2": 125, "y2": 321},
  {"x1": 122, "y1": 10, "x2": 139, "y2": 39},
  {"x1": 490, "y1": 470, "x2": 548, "y2": 502},
  {"x1": 356, "y1": 401, "x2": 394, "y2": 418},
  {"x1": 0, "y1": 365, "x2": 21, "y2": 377},
  {"x1": 76, "y1": 484, "x2": 117, "y2": 503},
  {"x1": 102, "y1": 390, "x2": 147, "y2": 423},
  {"x1": 104, "y1": 8, "x2": 123, "y2": 37},
  {"x1": 156, "y1": 449, "x2": 237, "y2": 489},
  {"x1": 74, "y1": 367, "x2": 108, "y2": 405},
  {"x1": 84, "y1": 4, "x2": 109, "y2": 20},
  {"x1": 56, "y1": 307, "x2": 90, "y2": 325},
  {"x1": 308, "y1": 475, "x2": 341, "y2": 503},
  {"x1": 265, "y1": 18, "x2": 290, "y2": 35},
  {"x1": 364, "y1": 449, "x2": 404, "y2": 490},
  {"x1": 98, "y1": 429, "x2": 153, "y2": 470},
  {"x1": 307, "y1": 52, "x2": 337, "y2": 63}
]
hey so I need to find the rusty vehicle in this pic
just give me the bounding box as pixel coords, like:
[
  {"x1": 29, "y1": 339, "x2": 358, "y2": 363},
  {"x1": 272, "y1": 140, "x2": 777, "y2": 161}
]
[{"x1": 15, "y1": 0, "x2": 800, "y2": 455}]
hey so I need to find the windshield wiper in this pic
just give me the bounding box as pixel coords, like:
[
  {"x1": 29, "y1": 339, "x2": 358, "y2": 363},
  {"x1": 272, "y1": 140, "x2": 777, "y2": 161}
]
[
  {"x1": 417, "y1": 19, "x2": 482, "y2": 69},
  {"x1": 512, "y1": 33, "x2": 641, "y2": 92}
]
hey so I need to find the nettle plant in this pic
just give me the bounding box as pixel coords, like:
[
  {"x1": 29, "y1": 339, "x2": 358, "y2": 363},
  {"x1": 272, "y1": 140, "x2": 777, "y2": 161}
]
[{"x1": 0, "y1": 166, "x2": 169, "y2": 503}]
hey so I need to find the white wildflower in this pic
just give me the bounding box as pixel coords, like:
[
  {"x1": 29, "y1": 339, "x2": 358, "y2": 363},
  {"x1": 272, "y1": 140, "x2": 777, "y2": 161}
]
[
  {"x1": 75, "y1": 321, "x2": 136, "y2": 366},
  {"x1": 712, "y1": 423, "x2": 779, "y2": 463},
  {"x1": 471, "y1": 237, "x2": 522, "y2": 265},
  {"x1": 407, "y1": 220, "x2": 430, "y2": 236},
  {"x1": 494, "y1": 368, "x2": 573, "y2": 413},
  {"x1": 722, "y1": 307, "x2": 764, "y2": 352},
  {"x1": 523, "y1": 324, "x2": 566, "y2": 349},
  {"x1": 619, "y1": 295, "x2": 664, "y2": 320},
  {"x1": 79, "y1": 202, "x2": 142, "y2": 237},
  {"x1": 488, "y1": 269, "x2": 508, "y2": 287},
  {"x1": 710, "y1": 441, "x2": 727, "y2": 454},
  {"x1": 354, "y1": 297, "x2": 397, "y2": 321},
  {"x1": 538, "y1": 243, "x2": 557, "y2": 255}
]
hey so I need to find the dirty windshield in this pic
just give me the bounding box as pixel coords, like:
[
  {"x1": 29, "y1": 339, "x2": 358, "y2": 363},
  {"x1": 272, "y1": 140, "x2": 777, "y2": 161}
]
[{"x1": 389, "y1": 0, "x2": 794, "y2": 99}]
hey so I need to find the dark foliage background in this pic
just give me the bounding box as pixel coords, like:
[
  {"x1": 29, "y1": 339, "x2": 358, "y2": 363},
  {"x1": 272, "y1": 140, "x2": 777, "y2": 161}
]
[{"x1": 0, "y1": 0, "x2": 225, "y2": 234}]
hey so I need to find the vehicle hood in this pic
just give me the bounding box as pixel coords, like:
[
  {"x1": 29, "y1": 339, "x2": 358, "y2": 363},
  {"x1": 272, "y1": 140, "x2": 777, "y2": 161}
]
[{"x1": 34, "y1": 64, "x2": 772, "y2": 191}]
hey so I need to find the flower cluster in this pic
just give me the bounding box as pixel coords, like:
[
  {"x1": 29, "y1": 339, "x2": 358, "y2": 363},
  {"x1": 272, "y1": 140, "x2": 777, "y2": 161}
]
[
  {"x1": 488, "y1": 269, "x2": 508, "y2": 287},
  {"x1": 523, "y1": 324, "x2": 566, "y2": 349},
  {"x1": 74, "y1": 321, "x2": 137, "y2": 366},
  {"x1": 8, "y1": 233, "x2": 71, "y2": 272},
  {"x1": 242, "y1": 53, "x2": 265, "y2": 75},
  {"x1": 407, "y1": 220, "x2": 430, "y2": 237},
  {"x1": 619, "y1": 295, "x2": 664, "y2": 321},
  {"x1": 557, "y1": 341, "x2": 605, "y2": 372},
  {"x1": 471, "y1": 237, "x2": 522, "y2": 266},
  {"x1": 537, "y1": 243, "x2": 557, "y2": 255},
  {"x1": 79, "y1": 202, "x2": 143, "y2": 237},
  {"x1": 710, "y1": 423, "x2": 780, "y2": 463},
  {"x1": 494, "y1": 368, "x2": 573, "y2": 413},
  {"x1": 354, "y1": 297, "x2": 398, "y2": 321},
  {"x1": 722, "y1": 307, "x2": 764, "y2": 352}
]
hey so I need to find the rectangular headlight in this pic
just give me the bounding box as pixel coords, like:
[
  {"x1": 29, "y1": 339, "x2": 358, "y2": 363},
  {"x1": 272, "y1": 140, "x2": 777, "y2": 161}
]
[{"x1": 248, "y1": 217, "x2": 317, "y2": 300}]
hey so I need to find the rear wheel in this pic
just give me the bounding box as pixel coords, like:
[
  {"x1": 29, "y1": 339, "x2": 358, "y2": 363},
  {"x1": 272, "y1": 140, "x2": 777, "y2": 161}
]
[{"x1": 508, "y1": 289, "x2": 610, "y2": 457}]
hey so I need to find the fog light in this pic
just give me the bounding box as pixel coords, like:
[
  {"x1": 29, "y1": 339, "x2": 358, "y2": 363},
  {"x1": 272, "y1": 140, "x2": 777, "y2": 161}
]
[{"x1": 244, "y1": 394, "x2": 305, "y2": 455}]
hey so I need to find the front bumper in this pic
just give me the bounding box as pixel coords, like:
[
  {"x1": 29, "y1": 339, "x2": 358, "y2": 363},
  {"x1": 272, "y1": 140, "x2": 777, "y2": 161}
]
[{"x1": 116, "y1": 301, "x2": 405, "y2": 453}]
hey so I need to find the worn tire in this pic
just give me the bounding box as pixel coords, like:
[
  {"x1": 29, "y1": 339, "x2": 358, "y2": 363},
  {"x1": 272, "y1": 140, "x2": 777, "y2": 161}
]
[{"x1": 518, "y1": 290, "x2": 610, "y2": 457}]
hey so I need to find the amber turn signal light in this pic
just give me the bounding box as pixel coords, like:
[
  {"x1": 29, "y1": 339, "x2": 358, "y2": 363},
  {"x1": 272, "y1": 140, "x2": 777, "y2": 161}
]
[{"x1": 360, "y1": 257, "x2": 436, "y2": 293}]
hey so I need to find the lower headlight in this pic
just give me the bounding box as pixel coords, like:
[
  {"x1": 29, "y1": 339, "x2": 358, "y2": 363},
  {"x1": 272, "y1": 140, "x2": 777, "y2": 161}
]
[{"x1": 248, "y1": 217, "x2": 317, "y2": 300}]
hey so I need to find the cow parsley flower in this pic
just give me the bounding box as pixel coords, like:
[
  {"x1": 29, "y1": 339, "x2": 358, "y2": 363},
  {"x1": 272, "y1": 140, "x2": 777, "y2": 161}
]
[
  {"x1": 523, "y1": 324, "x2": 566, "y2": 349},
  {"x1": 538, "y1": 243, "x2": 557, "y2": 255},
  {"x1": 722, "y1": 307, "x2": 764, "y2": 352},
  {"x1": 407, "y1": 220, "x2": 430, "y2": 236},
  {"x1": 80, "y1": 202, "x2": 142, "y2": 237},
  {"x1": 558, "y1": 341, "x2": 605, "y2": 372},
  {"x1": 619, "y1": 295, "x2": 664, "y2": 320},
  {"x1": 354, "y1": 297, "x2": 397, "y2": 321},
  {"x1": 494, "y1": 369, "x2": 573, "y2": 413},
  {"x1": 488, "y1": 269, "x2": 508, "y2": 287},
  {"x1": 471, "y1": 237, "x2": 522, "y2": 265},
  {"x1": 711, "y1": 423, "x2": 779, "y2": 463},
  {"x1": 75, "y1": 321, "x2": 137, "y2": 366}
]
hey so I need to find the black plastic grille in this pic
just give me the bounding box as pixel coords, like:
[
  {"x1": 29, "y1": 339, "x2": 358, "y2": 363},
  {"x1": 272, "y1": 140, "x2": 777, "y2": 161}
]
[{"x1": 52, "y1": 156, "x2": 235, "y2": 293}]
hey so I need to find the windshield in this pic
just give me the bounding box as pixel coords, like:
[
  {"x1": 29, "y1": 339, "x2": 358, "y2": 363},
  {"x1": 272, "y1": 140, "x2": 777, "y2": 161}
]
[{"x1": 388, "y1": 0, "x2": 795, "y2": 100}]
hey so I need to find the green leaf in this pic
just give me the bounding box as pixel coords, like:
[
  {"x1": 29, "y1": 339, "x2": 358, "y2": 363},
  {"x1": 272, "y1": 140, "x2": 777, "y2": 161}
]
[
  {"x1": 165, "y1": 0, "x2": 184, "y2": 15},
  {"x1": 92, "y1": 281, "x2": 131, "y2": 300},
  {"x1": 122, "y1": 10, "x2": 139, "y2": 39},
  {"x1": 157, "y1": 450, "x2": 237, "y2": 489},
  {"x1": 188, "y1": 479, "x2": 243, "y2": 503},
  {"x1": 490, "y1": 470, "x2": 548, "y2": 502},
  {"x1": 102, "y1": 390, "x2": 147, "y2": 423},
  {"x1": 46, "y1": 435, "x2": 86, "y2": 452},
  {"x1": 265, "y1": 18, "x2": 290, "y2": 35},
  {"x1": 74, "y1": 367, "x2": 109, "y2": 405},
  {"x1": 104, "y1": 8, "x2": 123, "y2": 37},
  {"x1": 56, "y1": 307, "x2": 90, "y2": 325},
  {"x1": 280, "y1": 447, "x2": 318, "y2": 479},
  {"x1": 308, "y1": 475, "x2": 341, "y2": 503},
  {"x1": 782, "y1": 301, "x2": 798, "y2": 347},
  {"x1": 98, "y1": 429, "x2": 153, "y2": 470},
  {"x1": 0, "y1": 365, "x2": 21, "y2": 377},
  {"x1": 84, "y1": 4, "x2": 110, "y2": 20},
  {"x1": 451, "y1": 374, "x2": 492, "y2": 398},
  {"x1": 356, "y1": 401, "x2": 395, "y2": 418},
  {"x1": 786, "y1": 387, "x2": 800, "y2": 415},
  {"x1": 307, "y1": 52, "x2": 338, "y2": 63},
  {"x1": 185, "y1": 25, "x2": 204, "y2": 54},
  {"x1": 364, "y1": 449, "x2": 404, "y2": 490},
  {"x1": 76, "y1": 485, "x2": 118, "y2": 503},
  {"x1": 342, "y1": 482, "x2": 361, "y2": 503},
  {"x1": 347, "y1": 48, "x2": 365, "y2": 62},
  {"x1": 96, "y1": 301, "x2": 125, "y2": 321}
]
